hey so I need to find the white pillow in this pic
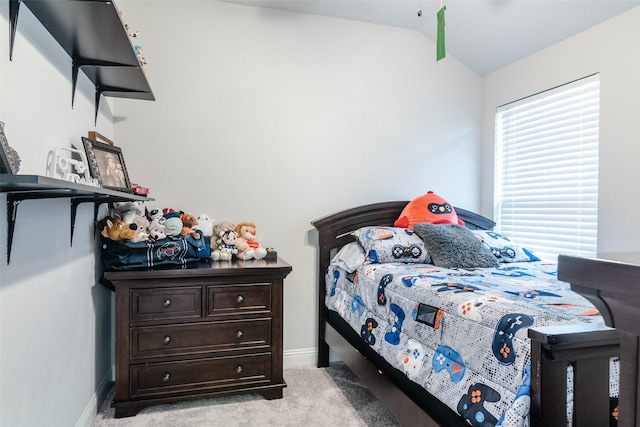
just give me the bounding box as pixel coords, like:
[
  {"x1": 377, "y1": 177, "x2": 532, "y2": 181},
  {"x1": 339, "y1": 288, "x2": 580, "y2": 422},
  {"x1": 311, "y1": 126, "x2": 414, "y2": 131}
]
[{"x1": 330, "y1": 242, "x2": 366, "y2": 273}]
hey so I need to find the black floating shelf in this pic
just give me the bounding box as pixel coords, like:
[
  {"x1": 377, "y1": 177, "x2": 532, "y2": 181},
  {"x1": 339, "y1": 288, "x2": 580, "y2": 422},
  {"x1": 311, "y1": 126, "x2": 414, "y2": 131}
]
[
  {"x1": 9, "y1": 0, "x2": 154, "y2": 123},
  {"x1": 1, "y1": 174, "x2": 154, "y2": 264}
]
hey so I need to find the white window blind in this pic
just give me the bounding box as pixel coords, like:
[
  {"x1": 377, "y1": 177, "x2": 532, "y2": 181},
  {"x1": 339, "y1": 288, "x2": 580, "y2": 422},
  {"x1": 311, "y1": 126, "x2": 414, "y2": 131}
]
[{"x1": 494, "y1": 75, "x2": 599, "y2": 261}]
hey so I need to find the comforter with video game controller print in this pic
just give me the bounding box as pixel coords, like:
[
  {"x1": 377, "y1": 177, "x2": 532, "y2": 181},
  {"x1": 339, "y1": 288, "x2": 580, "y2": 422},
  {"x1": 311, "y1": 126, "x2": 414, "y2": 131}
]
[{"x1": 325, "y1": 258, "x2": 617, "y2": 427}]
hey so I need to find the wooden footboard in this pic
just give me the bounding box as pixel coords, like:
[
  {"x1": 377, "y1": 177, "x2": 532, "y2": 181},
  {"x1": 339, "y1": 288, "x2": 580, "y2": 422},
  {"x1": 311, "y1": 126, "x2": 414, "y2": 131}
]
[
  {"x1": 312, "y1": 201, "x2": 620, "y2": 426},
  {"x1": 529, "y1": 324, "x2": 619, "y2": 427}
]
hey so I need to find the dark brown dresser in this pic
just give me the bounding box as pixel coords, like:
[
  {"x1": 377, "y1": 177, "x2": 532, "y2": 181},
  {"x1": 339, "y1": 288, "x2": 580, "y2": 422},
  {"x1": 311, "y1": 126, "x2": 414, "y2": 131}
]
[
  {"x1": 104, "y1": 258, "x2": 292, "y2": 417},
  {"x1": 558, "y1": 252, "x2": 640, "y2": 427}
]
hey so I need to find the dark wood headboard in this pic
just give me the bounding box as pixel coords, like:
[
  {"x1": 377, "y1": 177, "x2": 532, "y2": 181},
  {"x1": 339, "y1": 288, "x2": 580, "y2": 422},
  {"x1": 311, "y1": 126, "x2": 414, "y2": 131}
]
[{"x1": 312, "y1": 201, "x2": 495, "y2": 287}]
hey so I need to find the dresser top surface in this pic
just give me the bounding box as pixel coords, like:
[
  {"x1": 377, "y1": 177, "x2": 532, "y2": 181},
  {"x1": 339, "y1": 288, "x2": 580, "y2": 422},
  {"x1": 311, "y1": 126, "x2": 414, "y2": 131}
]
[{"x1": 104, "y1": 258, "x2": 292, "y2": 280}]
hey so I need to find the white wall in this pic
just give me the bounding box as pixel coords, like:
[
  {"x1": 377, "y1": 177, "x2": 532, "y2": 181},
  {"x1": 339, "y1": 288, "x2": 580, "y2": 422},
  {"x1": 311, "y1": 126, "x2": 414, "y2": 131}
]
[
  {"x1": 113, "y1": 0, "x2": 483, "y2": 364},
  {"x1": 14, "y1": 1, "x2": 639, "y2": 426},
  {"x1": 481, "y1": 6, "x2": 640, "y2": 254},
  {"x1": 3, "y1": 1, "x2": 639, "y2": 426},
  {"x1": 0, "y1": 3, "x2": 116, "y2": 427}
]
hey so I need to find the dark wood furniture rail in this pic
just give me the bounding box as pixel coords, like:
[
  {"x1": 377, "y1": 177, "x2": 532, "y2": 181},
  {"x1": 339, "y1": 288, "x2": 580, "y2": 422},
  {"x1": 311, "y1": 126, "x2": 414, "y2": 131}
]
[
  {"x1": 312, "y1": 201, "x2": 620, "y2": 427},
  {"x1": 559, "y1": 253, "x2": 640, "y2": 427}
]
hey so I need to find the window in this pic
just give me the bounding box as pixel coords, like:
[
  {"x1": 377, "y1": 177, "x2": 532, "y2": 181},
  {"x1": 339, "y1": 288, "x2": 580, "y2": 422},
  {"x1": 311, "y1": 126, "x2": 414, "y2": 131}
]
[{"x1": 494, "y1": 75, "x2": 599, "y2": 261}]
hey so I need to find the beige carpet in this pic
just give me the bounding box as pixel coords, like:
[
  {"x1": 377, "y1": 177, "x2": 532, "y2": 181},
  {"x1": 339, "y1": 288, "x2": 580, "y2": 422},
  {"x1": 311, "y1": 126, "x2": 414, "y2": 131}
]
[{"x1": 92, "y1": 362, "x2": 401, "y2": 427}]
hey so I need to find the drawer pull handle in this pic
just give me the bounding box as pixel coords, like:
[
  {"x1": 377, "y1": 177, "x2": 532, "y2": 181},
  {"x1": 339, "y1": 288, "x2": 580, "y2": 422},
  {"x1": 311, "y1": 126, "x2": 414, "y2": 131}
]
[
  {"x1": 163, "y1": 336, "x2": 171, "y2": 345},
  {"x1": 163, "y1": 299, "x2": 171, "y2": 308},
  {"x1": 236, "y1": 295, "x2": 244, "y2": 304},
  {"x1": 235, "y1": 366, "x2": 243, "y2": 375},
  {"x1": 162, "y1": 373, "x2": 171, "y2": 383},
  {"x1": 236, "y1": 330, "x2": 243, "y2": 339}
]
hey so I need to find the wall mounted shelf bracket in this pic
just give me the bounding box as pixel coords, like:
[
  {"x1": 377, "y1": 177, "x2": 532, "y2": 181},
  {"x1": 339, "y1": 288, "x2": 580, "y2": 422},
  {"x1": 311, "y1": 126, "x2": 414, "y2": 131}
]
[
  {"x1": 8, "y1": 0, "x2": 21, "y2": 61},
  {"x1": 2, "y1": 175, "x2": 153, "y2": 264}
]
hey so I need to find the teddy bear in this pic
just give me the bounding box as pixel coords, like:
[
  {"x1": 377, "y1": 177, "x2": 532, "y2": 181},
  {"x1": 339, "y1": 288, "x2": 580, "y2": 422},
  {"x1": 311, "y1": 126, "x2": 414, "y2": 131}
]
[
  {"x1": 100, "y1": 215, "x2": 141, "y2": 241},
  {"x1": 235, "y1": 221, "x2": 267, "y2": 260},
  {"x1": 180, "y1": 213, "x2": 201, "y2": 239},
  {"x1": 212, "y1": 228, "x2": 238, "y2": 261},
  {"x1": 213, "y1": 221, "x2": 236, "y2": 240},
  {"x1": 147, "y1": 218, "x2": 167, "y2": 241},
  {"x1": 211, "y1": 221, "x2": 236, "y2": 260}
]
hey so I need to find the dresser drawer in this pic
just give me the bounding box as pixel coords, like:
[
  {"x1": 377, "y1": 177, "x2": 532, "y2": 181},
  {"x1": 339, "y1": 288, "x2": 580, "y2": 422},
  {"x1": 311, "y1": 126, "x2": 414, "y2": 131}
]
[
  {"x1": 131, "y1": 287, "x2": 202, "y2": 322},
  {"x1": 131, "y1": 319, "x2": 272, "y2": 359},
  {"x1": 207, "y1": 284, "x2": 271, "y2": 316},
  {"x1": 130, "y1": 353, "x2": 273, "y2": 398}
]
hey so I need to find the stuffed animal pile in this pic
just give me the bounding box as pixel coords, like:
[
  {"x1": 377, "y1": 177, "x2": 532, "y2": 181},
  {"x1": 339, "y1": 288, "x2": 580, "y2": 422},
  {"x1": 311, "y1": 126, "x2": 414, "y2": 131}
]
[
  {"x1": 100, "y1": 202, "x2": 212, "y2": 244},
  {"x1": 100, "y1": 202, "x2": 272, "y2": 262}
]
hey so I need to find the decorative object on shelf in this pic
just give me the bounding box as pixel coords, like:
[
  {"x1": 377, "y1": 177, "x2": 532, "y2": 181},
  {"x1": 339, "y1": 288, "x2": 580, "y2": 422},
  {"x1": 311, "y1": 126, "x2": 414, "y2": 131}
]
[
  {"x1": 81, "y1": 137, "x2": 132, "y2": 193},
  {"x1": 0, "y1": 121, "x2": 20, "y2": 174},
  {"x1": 46, "y1": 146, "x2": 99, "y2": 187},
  {"x1": 124, "y1": 24, "x2": 139, "y2": 38},
  {"x1": 131, "y1": 184, "x2": 149, "y2": 196},
  {"x1": 134, "y1": 45, "x2": 147, "y2": 73},
  {"x1": 88, "y1": 131, "x2": 114, "y2": 145},
  {"x1": 119, "y1": 9, "x2": 139, "y2": 38}
]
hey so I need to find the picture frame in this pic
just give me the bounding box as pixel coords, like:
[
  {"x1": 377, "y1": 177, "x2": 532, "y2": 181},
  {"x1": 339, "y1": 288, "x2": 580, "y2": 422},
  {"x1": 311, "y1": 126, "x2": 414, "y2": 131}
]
[
  {"x1": 81, "y1": 137, "x2": 132, "y2": 192},
  {"x1": 0, "y1": 121, "x2": 15, "y2": 174},
  {"x1": 87, "y1": 131, "x2": 114, "y2": 145}
]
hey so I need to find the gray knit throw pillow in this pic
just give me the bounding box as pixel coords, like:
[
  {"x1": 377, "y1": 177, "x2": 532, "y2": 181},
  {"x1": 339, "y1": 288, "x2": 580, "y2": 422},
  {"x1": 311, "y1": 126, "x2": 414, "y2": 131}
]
[{"x1": 413, "y1": 223, "x2": 499, "y2": 269}]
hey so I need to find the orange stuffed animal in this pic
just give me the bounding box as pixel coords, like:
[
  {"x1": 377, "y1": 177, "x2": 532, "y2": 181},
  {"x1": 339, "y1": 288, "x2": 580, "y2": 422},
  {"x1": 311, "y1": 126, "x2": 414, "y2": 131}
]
[
  {"x1": 394, "y1": 191, "x2": 465, "y2": 229},
  {"x1": 180, "y1": 213, "x2": 201, "y2": 239},
  {"x1": 235, "y1": 221, "x2": 267, "y2": 260}
]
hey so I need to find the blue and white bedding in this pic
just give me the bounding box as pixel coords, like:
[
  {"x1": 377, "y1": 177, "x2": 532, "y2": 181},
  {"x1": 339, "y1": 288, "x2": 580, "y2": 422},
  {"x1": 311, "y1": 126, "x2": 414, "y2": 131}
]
[{"x1": 326, "y1": 236, "x2": 612, "y2": 427}]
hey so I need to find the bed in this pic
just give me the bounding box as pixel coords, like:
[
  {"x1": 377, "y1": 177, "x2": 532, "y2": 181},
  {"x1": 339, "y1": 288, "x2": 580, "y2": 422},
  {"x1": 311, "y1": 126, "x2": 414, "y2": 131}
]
[{"x1": 312, "y1": 201, "x2": 620, "y2": 427}]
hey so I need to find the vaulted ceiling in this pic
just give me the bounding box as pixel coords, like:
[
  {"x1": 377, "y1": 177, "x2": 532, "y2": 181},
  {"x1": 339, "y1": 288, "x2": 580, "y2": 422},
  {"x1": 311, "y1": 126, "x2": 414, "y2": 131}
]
[{"x1": 222, "y1": 0, "x2": 640, "y2": 75}]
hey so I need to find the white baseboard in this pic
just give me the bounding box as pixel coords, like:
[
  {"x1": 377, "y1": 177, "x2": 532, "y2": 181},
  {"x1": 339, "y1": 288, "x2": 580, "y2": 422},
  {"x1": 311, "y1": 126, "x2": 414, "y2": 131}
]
[
  {"x1": 76, "y1": 367, "x2": 113, "y2": 427},
  {"x1": 283, "y1": 347, "x2": 341, "y2": 368}
]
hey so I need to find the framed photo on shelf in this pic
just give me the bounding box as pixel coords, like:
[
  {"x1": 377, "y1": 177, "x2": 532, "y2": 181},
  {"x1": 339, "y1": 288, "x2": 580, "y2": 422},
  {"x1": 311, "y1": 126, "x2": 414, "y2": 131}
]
[
  {"x1": 87, "y1": 131, "x2": 114, "y2": 145},
  {"x1": 81, "y1": 137, "x2": 132, "y2": 192},
  {"x1": 0, "y1": 122, "x2": 15, "y2": 174}
]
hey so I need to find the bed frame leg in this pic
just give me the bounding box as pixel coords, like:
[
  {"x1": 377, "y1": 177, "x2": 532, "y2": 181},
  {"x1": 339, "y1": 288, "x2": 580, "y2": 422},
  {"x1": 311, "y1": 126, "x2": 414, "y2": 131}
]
[
  {"x1": 318, "y1": 338, "x2": 330, "y2": 367},
  {"x1": 318, "y1": 314, "x2": 330, "y2": 368}
]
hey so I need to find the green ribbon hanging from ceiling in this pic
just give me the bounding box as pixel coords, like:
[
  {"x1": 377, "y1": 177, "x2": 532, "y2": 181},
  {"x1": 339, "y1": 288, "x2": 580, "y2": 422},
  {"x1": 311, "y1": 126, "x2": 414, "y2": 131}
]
[{"x1": 437, "y1": 5, "x2": 446, "y2": 61}]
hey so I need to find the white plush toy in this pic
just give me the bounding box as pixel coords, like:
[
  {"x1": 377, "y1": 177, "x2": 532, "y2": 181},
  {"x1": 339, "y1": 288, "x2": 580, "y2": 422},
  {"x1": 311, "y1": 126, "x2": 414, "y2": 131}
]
[
  {"x1": 111, "y1": 201, "x2": 144, "y2": 217},
  {"x1": 193, "y1": 214, "x2": 214, "y2": 237}
]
